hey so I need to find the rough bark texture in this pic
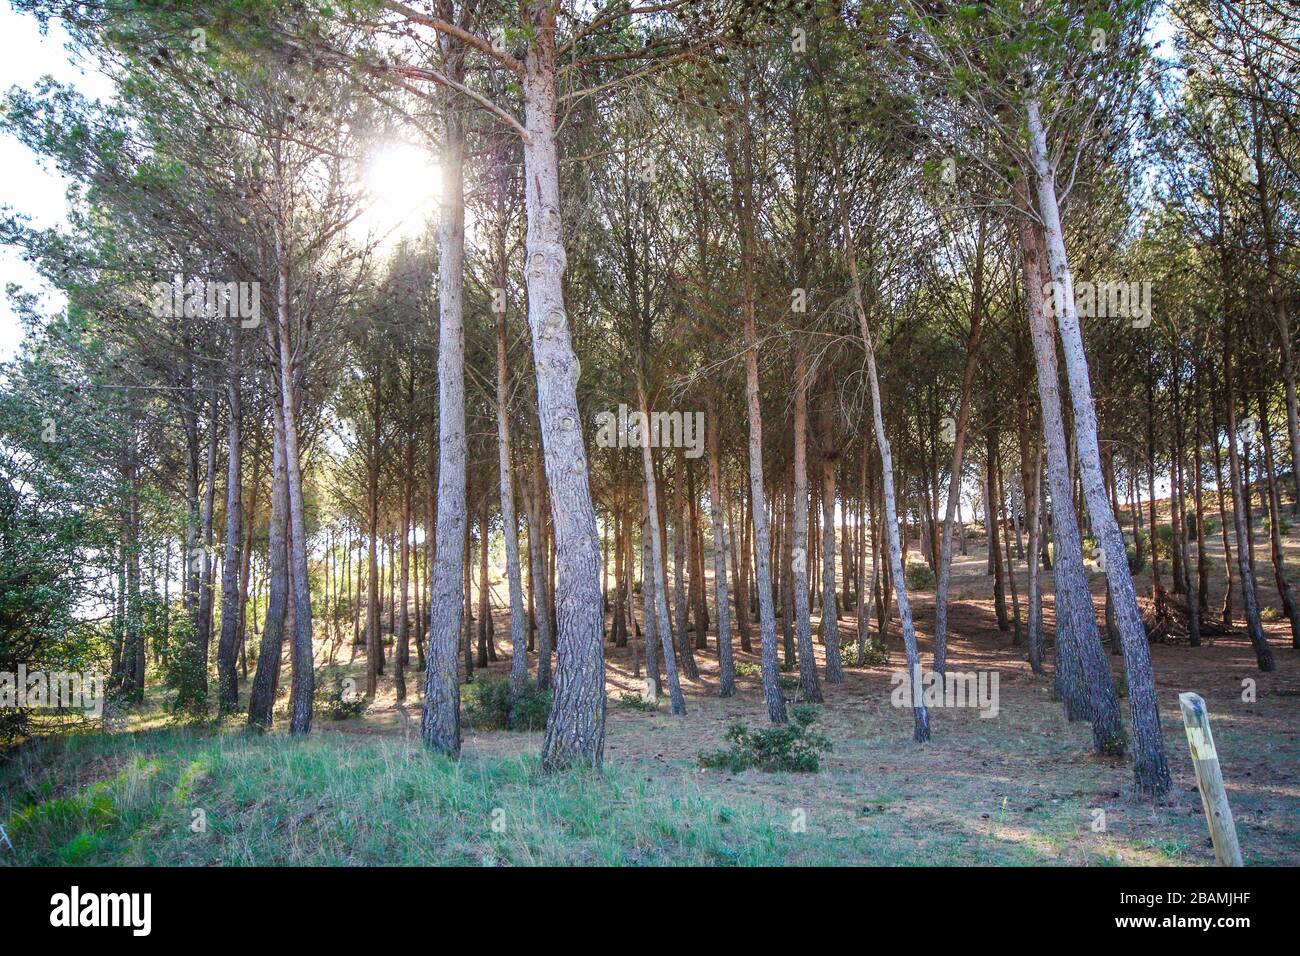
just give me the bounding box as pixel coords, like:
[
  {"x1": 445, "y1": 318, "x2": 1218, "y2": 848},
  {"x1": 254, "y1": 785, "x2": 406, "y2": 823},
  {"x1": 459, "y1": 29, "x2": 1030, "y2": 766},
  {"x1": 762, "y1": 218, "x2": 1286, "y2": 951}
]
[
  {"x1": 522, "y1": 17, "x2": 607, "y2": 769},
  {"x1": 422, "y1": 44, "x2": 468, "y2": 755},
  {"x1": 1028, "y1": 102, "x2": 1169, "y2": 794},
  {"x1": 248, "y1": 398, "x2": 289, "y2": 730},
  {"x1": 1019, "y1": 211, "x2": 1122, "y2": 747}
]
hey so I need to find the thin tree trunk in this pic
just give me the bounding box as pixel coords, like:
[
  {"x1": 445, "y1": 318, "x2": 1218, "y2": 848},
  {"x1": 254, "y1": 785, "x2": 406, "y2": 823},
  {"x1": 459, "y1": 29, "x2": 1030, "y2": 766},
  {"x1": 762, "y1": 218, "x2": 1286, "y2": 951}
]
[
  {"x1": 248, "y1": 397, "x2": 289, "y2": 729},
  {"x1": 706, "y1": 397, "x2": 736, "y2": 697},
  {"x1": 1222, "y1": 316, "x2": 1275, "y2": 671},
  {"x1": 791, "y1": 347, "x2": 823, "y2": 702},
  {"x1": 216, "y1": 332, "x2": 243, "y2": 712}
]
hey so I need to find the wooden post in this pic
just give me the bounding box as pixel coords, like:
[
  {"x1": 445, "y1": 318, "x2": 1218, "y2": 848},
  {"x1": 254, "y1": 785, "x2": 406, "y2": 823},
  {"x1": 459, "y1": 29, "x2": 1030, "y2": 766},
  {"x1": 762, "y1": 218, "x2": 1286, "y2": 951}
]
[{"x1": 1178, "y1": 692, "x2": 1243, "y2": 866}]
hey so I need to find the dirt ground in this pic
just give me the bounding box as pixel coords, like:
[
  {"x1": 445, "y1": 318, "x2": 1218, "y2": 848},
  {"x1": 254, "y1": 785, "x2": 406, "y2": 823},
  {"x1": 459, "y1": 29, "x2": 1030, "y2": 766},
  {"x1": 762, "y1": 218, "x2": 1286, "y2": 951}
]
[{"x1": 318, "y1": 530, "x2": 1300, "y2": 866}]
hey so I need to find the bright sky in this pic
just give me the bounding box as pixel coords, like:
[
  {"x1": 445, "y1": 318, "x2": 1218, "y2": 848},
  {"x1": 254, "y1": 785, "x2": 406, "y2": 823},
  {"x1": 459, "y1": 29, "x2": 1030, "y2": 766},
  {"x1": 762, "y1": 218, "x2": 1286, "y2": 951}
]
[{"x1": 0, "y1": 5, "x2": 116, "y2": 362}]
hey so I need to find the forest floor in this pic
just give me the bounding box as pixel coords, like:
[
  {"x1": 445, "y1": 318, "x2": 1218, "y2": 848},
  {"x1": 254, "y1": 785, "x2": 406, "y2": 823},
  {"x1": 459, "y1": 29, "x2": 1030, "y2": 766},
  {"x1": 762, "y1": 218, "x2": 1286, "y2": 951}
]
[{"x1": 3, "y1": 530, "x2": 1299, "y2": 866}]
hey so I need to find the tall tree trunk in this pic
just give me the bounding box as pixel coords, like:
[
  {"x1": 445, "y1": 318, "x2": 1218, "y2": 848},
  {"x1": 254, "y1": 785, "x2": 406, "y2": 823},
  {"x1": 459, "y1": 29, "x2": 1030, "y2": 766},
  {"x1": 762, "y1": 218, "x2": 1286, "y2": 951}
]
[
  {"x1": 248, "y1": 397, "x2": 289, "y2": 729},
  {"x1": 1027, "y1": 104, "x2": 1169, "y2": 794},
  {"x1": 366, "y1": 368, "x2": 383, "y2": 698},
  {"x1": 1019, "y1": 211, "x2": 1123, "y2": 749},
  {"x1": 706, "y1": 397, "x2": 736, "y2": 697},
  {"x1": 832, "y1": 163, "x2": 928, "y2": 742},
  {"x1": 987, "y1": 425, "x2": 1010, "y2": 631},
  {"x1": 522, "y1": 456, "x2": 553, "y2": 690},
  {"x1": 671, "y1": 454, "x2": 698, "y2": 679},
  {"x1": 192, "y1": 394, "x2": 218, "y2": 708},
  {"x1": 932, "y1": 225, "x2": 985, "y2": 674},
  {"x1": 1222, "y1": 317, "x2": 1275, "y2": 671},
  {"x1": 422, "y1": 54, "x2": 468, "y2": 754},
  {"x1": 495, "y1": 280, "x2": 531, "y2": 718},
  {"x1": 520, "y1": 15, "x2": 606, "y2": 770},
  {"x1": 1026, "y1": 437, "x2": 1046, "y2": 674},
  {"x1": 217, "y1": 333, "x2": 243, "y2": 712},
  {"x1": 637, "y1": 386, "x2": 686, "y2": 713},
  {"x1": 1258, "y1": 390, "x2": 1300, "y2": 648},
  {"x1": 274, "y1": 255, "x2": 315, "y2": 736},
  {"x1": 791, "y1": 347, "x2": 823, "y2": 702},
  {"x1": 395, "y1": 393, "x2": 414, "y2": 701},
  {"x1": 819, "y1": 383, "x2": 844, "y2": 683}
]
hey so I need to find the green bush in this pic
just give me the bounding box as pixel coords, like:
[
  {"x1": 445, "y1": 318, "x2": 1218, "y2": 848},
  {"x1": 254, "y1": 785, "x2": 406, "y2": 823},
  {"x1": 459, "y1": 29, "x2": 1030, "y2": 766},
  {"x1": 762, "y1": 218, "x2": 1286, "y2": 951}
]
[
  {"x1": 1265, "y1": 515, "x2": 1294, "y2": 537},
  {"x1": 904, "y1": 560, "x2": 936, "y2": 591},
  {"x1": 735, "y1": 661, "x2": 761, "y2": 679},
  {"x1": 698, "y1": 705, "x2": 830, "y2": 773},
  {"x1": 840, "y1": 639, "x2": 889, "y2": 668},
  {"x1": 1261, "y1": 606, "x2": 1284, "y2": 623},
  {"x1": 313, "y1": 667, "x2": 368, "y2": 721},
  {"x1": 158, "y1": 616, "x2": 208, "y2": 719},
  {"x1": 462, "y1": 675, "x2": 551, "y2": 731},
  {"x1": 615, "y1": 691, "x2": 657, "y2": 712}
]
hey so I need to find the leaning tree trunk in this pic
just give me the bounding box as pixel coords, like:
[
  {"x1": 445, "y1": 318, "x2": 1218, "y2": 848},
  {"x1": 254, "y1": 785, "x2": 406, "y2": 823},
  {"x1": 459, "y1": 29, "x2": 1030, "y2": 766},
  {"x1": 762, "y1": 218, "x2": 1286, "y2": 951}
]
[
  {"x1": 832, "y1": 162, "x2": 928, "y2": 741},
  {"x1": 1019, "y1": 212, "x2": 1122, "y2": 747},
  {"x1": 1028, "y1": 102, "x2": 1169, "y2": 794},
  {"x1": 422, "y1": 64, "x2": 468, "y2": 756},
  {"x1": 706, "y1": 396, "x2": 736, "y2": 697}
]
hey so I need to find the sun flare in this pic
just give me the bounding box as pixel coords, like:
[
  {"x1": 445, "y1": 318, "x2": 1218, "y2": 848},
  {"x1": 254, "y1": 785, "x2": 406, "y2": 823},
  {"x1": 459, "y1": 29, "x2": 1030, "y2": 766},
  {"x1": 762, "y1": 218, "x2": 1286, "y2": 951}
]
[{"x1": 355, "y1": 142, "x2": 441, "y2": 243}]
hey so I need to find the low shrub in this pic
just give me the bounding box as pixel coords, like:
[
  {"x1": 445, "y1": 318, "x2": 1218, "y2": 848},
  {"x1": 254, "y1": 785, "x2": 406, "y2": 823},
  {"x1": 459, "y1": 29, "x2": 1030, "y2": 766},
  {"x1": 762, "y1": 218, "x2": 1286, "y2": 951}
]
[
  {"x1": 615, "y1": 691, "x2": 657, "y2": 712},
  {"x1": 462, "y1": 675, "x2": 551, "y2": 731},
  {"x1": 313, "y1": 667, "x2": 368, "y2": 721},
  {"x1": 698, "y1": 705, "x2": 830, "y2": 773},
  {"x1": 840, "y1": 639, "x2": 889, "y2": 668},
  {"x1": 904, "y1": 560, "x2": 936, "y2": 591}
]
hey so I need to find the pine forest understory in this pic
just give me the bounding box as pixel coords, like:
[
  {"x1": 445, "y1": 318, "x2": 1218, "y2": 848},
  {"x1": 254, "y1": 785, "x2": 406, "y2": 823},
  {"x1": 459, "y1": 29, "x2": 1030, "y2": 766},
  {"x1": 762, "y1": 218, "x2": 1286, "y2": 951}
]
[{"x1": 1, "y1": 0, "x2": 1299, "y2": 868}]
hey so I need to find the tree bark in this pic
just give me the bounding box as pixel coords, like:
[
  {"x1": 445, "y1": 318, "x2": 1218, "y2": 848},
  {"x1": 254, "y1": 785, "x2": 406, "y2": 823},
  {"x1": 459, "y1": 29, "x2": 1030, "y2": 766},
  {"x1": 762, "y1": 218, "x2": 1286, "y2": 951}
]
[
  {"x1": 1027, "y1": 103, "x2": 1169, "y2": 793},
  {"x1": 706, "y1": 397, "x2": 736, "y2": 697},
  {"x1": 216, "y1": 331, "x2": 243, "y2": 713}
]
